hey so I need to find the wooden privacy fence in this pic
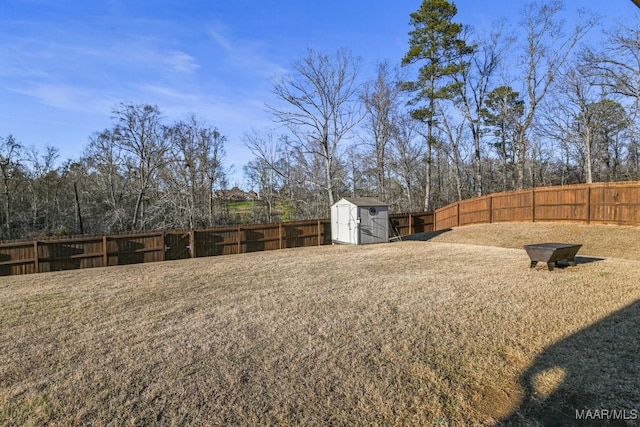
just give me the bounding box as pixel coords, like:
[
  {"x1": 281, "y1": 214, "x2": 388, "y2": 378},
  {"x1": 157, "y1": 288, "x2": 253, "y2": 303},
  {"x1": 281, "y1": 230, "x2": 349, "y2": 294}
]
[
  {"x1": 434, "y1": 181, "x2": 640, "y2": 230},
  {"x1": 0, "y1": 212, "x2": 434, "y2": 276},
  {"x1": 4, "y1": 181, "x2": 639, "y2": 277}
]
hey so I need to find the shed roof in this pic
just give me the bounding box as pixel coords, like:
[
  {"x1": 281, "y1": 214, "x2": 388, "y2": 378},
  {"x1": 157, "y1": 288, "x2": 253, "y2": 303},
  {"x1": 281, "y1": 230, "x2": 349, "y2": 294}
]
[{"x1": 337, "y1": 197, "x2": 388, "y2": 207}]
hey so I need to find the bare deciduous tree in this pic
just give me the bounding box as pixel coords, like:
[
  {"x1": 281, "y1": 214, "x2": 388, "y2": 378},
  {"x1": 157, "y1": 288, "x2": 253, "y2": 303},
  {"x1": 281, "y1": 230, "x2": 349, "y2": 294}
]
[
  {"x1": 436, "y1": 104, "x2": 468, "y2": 201},
  {"x1": 165, "y1": 115, "x2": 226, "y2": 228},
  {"x1": 244, "y1": 130, "x2": 289, "y2": 222},
  {"x1": 361, "y1": 61, "x2": 402, "y2": 202},
  {"x1": 390, "y1": 114, "x2": 425, "y2": 212},
  {"x1": 454, "y1": 22, "x2": 513, "y2": 197},
  {"x1": 582, "y1": 21, "x2": 640, "y2": 101},
  {"x1": 112, "y1": 103, "x2": 170, "y2": 230},
  {"x1": 267, "y1": 48, "x2": 362, "y2": 208},
  {"x1": 481, "y1": 85, "x2": 524, "y2": 191},
  {"x1": 513, "y1": 1, "x2": 597, "y2": 189},
  {"x1": 0, "y1": 135, "x2": 23, "y2": 238},
  {"x1": 83, "y1": 130, "x2": 130, "y2": 232},
  {"x1": 24, "y1": 145, "x2": 59, "y2": 232}
]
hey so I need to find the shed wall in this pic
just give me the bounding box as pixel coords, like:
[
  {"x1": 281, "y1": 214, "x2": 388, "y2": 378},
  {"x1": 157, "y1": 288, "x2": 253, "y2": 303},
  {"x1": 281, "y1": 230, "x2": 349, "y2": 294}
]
[{"x1": 358, "y1": 206, "x2": 389, "y2": 244}]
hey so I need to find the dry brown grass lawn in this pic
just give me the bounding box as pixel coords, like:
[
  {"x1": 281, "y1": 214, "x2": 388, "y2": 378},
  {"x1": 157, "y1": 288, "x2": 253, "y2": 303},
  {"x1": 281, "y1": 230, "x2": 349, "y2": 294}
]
[
  {"x1": 430, "y1": 221, "x2": 640, "y2": 261},
  {"x1": 1, "y1": 222, "x2": 639, "y2": 426}
]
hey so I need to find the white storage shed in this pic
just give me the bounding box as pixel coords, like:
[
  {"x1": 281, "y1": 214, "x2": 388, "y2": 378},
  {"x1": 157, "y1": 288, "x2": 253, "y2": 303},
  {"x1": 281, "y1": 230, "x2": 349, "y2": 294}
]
[{"x1": 331, "y1": 197, "x2": 389, "y2": 245}]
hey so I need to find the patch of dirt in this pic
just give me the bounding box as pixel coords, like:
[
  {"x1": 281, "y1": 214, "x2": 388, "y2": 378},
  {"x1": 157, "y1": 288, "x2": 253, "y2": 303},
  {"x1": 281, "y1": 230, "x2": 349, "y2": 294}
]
[{"x1": 471, "y1": 383, "x2": 521, "y2": 422}]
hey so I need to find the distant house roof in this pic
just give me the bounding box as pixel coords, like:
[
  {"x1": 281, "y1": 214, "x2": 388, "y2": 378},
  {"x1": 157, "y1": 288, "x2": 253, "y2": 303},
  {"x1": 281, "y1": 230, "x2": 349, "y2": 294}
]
[{"x1": 338, "y1": 197, "x2": 388, "y2": 207}]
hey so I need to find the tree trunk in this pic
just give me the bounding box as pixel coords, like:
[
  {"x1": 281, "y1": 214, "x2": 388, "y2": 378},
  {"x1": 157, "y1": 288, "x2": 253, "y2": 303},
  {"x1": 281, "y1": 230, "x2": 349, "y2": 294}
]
[
  {"x1": 3, "y1": 190, "x2": 9, "y2": 236},
  {"x1": 585, "y1": 127, "x2": 593, "y2": 184},
  {"x1": 424, "y1": 133, "x2": 432, "y2": 211},
  {"x1": 3, "y1": 180, "x2": 9, "y2": 234},
  {"x1": 324, "y1": 154, "x2": 334, "y2": 206},
  {"x1": 500, "y1": 134, "x2": 508, "y2": 191},
  {"x1": 377, "y1": 148, "x2": 386, "y2": 201},
  {"x1": 473, "y1": 129, "x2": 482, "y2": 197},
  {"x1": 424, "y1": 93, "x2": 434, "y2": 211},
  {"x1": 454, "y1": 151, "x2": 463, "y2": 202},
  {"x1": 132, "y1": 191, "x2": 144, "y2": 230},
  {"x1": 516, "y1": 129, "x2": 526, "y2": 190},
  {"x1": 73, "y1": 181, "x2": 84, "y2": 234},
  {"x1": 208, "y1": 179, "x2": 214, "y2": 227}
]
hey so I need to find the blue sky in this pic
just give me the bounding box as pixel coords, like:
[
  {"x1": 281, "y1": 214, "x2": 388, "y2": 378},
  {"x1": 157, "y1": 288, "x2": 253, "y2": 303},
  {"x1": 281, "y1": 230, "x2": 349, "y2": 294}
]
[{"x1": 1, "y1": 1, "x2": 638, "y2": 186}]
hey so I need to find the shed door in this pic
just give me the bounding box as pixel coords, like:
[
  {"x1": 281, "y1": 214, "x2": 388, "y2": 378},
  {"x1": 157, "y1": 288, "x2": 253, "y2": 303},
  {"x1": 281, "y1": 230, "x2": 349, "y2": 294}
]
[
  {"x1": 359, "y1": 206, "x2": 387, "y2": 244},
  {"x1": 336, "y1": 204, "x2": 353, "y2": 243}
]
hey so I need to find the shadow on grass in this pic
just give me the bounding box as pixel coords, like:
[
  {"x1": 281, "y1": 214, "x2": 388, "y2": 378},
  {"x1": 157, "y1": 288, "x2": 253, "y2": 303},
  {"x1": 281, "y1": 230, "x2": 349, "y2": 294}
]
[
  {"x1": 498, "y1": 299, "x2": 640, "y2": 426},
  {"x1": 543, "y1": 256, "x2": 606, "y2": 270},
  {"x1": 399, "y1": 228, "x2": 452, "y2": 241},
  {"x1": 574, "y1": 256, "x2": 606, "y2": 265}
]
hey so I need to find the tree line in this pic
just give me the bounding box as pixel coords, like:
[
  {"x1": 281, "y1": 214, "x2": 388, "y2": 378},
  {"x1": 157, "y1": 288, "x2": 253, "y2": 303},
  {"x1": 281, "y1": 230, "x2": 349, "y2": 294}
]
[
  {"x1": 2, "y1": 0, "x2": 639, "y2": 240},
  {"x1": 1, "y1": 106, "x2": 227, "y2": 239}
]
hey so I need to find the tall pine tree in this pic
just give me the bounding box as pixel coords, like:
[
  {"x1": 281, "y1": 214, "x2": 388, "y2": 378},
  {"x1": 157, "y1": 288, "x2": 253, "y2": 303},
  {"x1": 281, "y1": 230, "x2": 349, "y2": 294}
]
[{"x1": 401, "y1": 0, "x2": 472, "y2": 210}]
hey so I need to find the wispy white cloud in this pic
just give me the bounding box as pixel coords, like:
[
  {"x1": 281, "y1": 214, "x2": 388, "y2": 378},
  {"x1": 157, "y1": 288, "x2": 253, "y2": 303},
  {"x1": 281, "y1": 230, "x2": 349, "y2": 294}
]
[
  {"x1": 209, "y1": 23, "x2": 233, "y2": 51},
  {"x1": 121, "y1": 44, "x2": 199, "y2": 74},
  {"x1": 206, "y1": 22, "x2": 287, "y2": 79},
  {"x1": 137, "y1": 84, "x2": 200, "y2": 102},
  {"x1": 1, "y1": 25, "x2": 199, "y2": 81},
  {"x1": 162, "y1": 50, "x2": 199, "y2": 73},
  {"x1": 8, "y1": 83, "x2": 115, "y2": 114},
  {"x1": 0, "y1": 64, "x2": 49, "y2": 79},
  {"x1": 78, "y1": 40, "x2": 200, "y2": 75}
]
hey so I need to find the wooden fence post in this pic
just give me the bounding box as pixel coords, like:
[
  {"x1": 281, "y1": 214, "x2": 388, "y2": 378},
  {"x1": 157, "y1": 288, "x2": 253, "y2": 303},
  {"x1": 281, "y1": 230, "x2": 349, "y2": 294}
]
[
  {"x1": 33, "y1": 241, "x2": 39, "y2": 273},
  {"x1": 408, "y1": 213, "x2": 413, "y2": 235},
  {"x1": 160, "y1": 231, "x2": 165, "y2": 261},
  {"x1": 237, "y1": 226, "x2": 242, "y2": 254},
  {"x1": 102, "y1": 236, "x2": 108, "y2": 267},
  {"x1": 278, "y1": 223, "x2": 283, "y2": 249},
  {"x1": 317, "y1": 220, "x2": 321, "y2": 246},
  {"x1": 488, "y1": 196, "x2": 493, "y2": 224},
  {"x1": 456, "y1": 202, "x2": 461, "y2": 227},
  {"x1": 531, "y1": 188, "x2": 536, "y2": 222},
  {"x1": 586, "y1": 186, "x2": 591, "y2": 224},
  {"x1": 189, "y1": 230, "x2": 196, "y2": 258}
]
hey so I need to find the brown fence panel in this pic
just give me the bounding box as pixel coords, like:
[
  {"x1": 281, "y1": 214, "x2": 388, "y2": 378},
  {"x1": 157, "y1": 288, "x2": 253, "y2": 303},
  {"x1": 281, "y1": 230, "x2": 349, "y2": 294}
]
[
  {"x1": 435, "y1": 204, "x2": 459, "y2": 230},
  {"x1": 389, "y1": 212, "x2": 434, "y2": 235},
  {"x1": 241, "y1": 223, "x2": 280, "y2": 253},
  {"x1": 321, "y1": 220, "x2": 332, "y2": 245},
  {"x1": 491, "y1": 190, "x2": 533, "y2": 222},
  {"x1": 282, "y1": 220, "x2": 322, "y2": 248},
  {"x1": 106, "y1": 233, "x2": 164, "y2": 266},
  {"x1": 284, "y1": 220, "x2": 328, "y2": 248},
  {"x1": 0, "y1": 242, "x2": 37, "y2": 276},
  {"x1": 194, "y1": 227, "x2": 236, "y2": 257},
  {"x1": 389, "y1": 214, "x2": 410, "y2": 236},
  {"x1": 459, "y1": 197, "x2": 491, "y2": 226},
  {"x1": 411, "y1": 212, "x2": 435, "y2": 233},
  {"x1": 590, "y1": 184, "x2": 640, "y2": 225},
  {"x1": 38, "y1": 237, "x2": 104, "y2": 273},
  {"x1": 534, "y1": 186, "x2": 589, "y2": 223}
]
